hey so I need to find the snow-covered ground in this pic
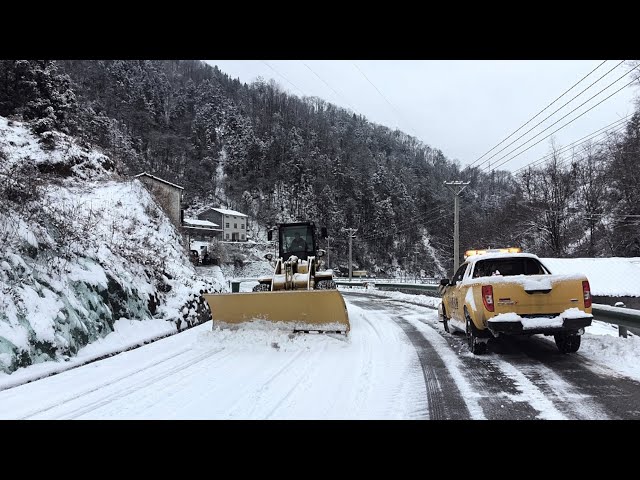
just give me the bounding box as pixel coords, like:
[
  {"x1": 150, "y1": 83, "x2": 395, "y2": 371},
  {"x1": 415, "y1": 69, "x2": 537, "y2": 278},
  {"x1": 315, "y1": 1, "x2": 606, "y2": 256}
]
[
  {"x1": 0, "y1": 301, "x2": 427, "y2": 419},
  {"x1": 541, "y1": 257, "x2": 640, "y2": 297},
  {"x1": 1, "y1": 291, "x2": 640, "y2": 419}
]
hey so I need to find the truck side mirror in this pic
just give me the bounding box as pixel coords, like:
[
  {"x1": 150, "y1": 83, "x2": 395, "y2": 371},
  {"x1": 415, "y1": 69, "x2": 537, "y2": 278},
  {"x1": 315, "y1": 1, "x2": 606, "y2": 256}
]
[
  {"x1": 440, "y1": 278, "x2": 450, "y2": 287},
  {"x1": 321, "y1": 227, "x2": 328, "y2": 238},
  {"x1": 268, "y1": 230, "x2": 273, "y2": 241}
]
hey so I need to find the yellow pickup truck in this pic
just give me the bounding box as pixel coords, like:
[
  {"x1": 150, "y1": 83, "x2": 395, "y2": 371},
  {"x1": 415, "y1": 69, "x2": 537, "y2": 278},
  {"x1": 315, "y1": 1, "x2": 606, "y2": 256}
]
[{"x1": 439, "y1": 250, "x2": 593, "y2": 355}]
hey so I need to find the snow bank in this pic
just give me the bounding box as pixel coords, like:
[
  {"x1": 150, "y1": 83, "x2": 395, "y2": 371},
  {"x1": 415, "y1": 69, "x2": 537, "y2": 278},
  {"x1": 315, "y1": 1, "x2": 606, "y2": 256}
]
[
  {"x1": 541, "y1": 257, "x2": 640, "y2": 297},
  {"x1": 0, "y1": 116, "x2": 224, "y2": 374},
  {"x1": 578, "y1": 333, "x2": 640, "y2": 382}
]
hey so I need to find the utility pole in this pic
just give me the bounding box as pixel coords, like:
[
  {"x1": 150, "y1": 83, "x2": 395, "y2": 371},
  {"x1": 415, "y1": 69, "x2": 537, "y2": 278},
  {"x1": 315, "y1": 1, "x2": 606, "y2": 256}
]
[
  {"x1": 341, "y1": 228, "x2": 358, "y2": 281},
  {"x1": 444, "y1": 180, "x2": 470, "y2": 273},
  {"x1": 326, "y1": 236, "x2": 332, "y2": 270}
]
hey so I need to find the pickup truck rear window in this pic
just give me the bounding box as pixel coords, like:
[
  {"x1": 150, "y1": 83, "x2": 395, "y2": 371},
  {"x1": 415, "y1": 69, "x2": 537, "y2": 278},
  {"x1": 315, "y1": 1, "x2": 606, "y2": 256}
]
[{"x1": 472, "y1": 257, "x2": 549, "y2": 278}]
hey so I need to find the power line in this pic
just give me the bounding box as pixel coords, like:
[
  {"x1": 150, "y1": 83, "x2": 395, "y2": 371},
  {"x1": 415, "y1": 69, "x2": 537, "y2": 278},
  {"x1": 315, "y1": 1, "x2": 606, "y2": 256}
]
[
  {"x1": 302, "y1": 62, "x2": 360, "y2": 116},
  {"x1": 261, "y1": 61, "x2": 306, "y2": 97},
  {"x1": 352, "y1": 61, "x2": 422, "y2": 139},
  {"x1": 358, "y1": 203, "x2": 447, "y2": 242},
  {"x1": 487, "y1": 68, "x2": 640, "y2": 172},
  {"x1": 475, "y1": 61, "x2": 626, "y2": 171},
  {"x1": 468, "y1": 60, "x2": 609, "y2": 168},
  {"x1": 513, "y1": 115, "x2": 631, "y2": 174}
]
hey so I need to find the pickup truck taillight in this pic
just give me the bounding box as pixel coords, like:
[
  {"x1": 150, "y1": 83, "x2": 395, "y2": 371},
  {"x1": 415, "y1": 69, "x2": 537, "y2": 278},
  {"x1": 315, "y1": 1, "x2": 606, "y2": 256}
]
[
  {"x1": 583, "y1": 280, "x2": 592, "y2": 308},
  {"x1": 482, "y1": 285, "x2": 494, "y2": 312}
]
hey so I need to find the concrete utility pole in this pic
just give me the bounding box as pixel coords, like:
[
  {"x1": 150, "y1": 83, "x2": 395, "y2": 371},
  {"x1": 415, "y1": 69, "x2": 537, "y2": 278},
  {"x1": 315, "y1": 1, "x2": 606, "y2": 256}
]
[
  {"x1": 341, "y1": 228, "x2": 358, "y2": 281},
  {"x1": 444, "y1": 180, "x2": 470, "y2": 273}
]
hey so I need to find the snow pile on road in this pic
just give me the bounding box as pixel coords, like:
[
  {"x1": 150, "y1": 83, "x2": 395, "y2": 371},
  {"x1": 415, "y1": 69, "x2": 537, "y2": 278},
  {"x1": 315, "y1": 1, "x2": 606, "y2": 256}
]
[
  {"x1": 578, "y1": 333, "x2": 640, "y2": 382},
  {"x1": 197, "y1": 322, "x2": 349, "y2": 353},
  {"x1": 0, "y1": 115, "x2": 223, "y2": 375},
  {"x1": 541, "y1": 257, "x2": 640, "y2": 297}
]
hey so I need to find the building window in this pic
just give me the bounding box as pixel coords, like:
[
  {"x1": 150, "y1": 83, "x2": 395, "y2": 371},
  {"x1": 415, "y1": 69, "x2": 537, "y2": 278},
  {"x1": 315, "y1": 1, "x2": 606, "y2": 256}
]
[
  {"x1": 241, "y1": 224, "x2": 245, "y2": 229},
  {"x1": 225, "y1": 223, "x2": 229, "y2": 228},
  {"x1": 234, "y1": 223, "x2": 237, "y2": 229},
  {"x1": 241, "y1": 234, "x2": 245, "y2": 240},
  {"x1": 225, "y1": 233, "x2": 229, "y2": 239}
]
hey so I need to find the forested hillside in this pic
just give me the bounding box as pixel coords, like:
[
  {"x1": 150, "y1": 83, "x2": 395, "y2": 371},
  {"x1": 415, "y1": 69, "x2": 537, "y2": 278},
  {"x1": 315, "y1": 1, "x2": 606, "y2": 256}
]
[{"x1": 2, "y1": 60, "x2": 639, "y2": 276}]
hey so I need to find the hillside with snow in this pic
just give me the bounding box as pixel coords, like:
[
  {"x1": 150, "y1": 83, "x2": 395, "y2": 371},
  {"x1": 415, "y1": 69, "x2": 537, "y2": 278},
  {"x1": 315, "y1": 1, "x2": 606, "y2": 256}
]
[{"x1": 0, "y1": 116, "x2": 223, "y2": 374}]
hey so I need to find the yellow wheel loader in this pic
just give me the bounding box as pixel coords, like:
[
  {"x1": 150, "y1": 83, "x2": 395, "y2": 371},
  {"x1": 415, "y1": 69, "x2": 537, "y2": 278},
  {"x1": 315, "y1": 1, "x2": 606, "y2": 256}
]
[{"x1": 203, "y1": 222, "x2": 350, "y2": 334}]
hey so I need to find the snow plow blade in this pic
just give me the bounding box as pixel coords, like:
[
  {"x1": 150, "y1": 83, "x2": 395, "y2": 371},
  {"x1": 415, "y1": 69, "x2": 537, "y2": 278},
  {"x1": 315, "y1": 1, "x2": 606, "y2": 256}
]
[{"x1": 203, "y1": 290, "x2": 350, "y2": 334}]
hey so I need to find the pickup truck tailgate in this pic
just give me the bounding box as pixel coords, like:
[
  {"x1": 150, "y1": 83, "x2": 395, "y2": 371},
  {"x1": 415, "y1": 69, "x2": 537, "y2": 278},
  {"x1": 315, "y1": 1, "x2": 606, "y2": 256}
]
[{"x1": 489, "y1": 275, "x2": 587, "y2": 315}]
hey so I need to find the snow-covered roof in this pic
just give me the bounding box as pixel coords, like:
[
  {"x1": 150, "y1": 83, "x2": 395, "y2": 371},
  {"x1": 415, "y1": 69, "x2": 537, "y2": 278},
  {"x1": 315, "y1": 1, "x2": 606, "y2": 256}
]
[
  {"x1": 183, "y1": 218, "x2": 220, "y2": 229},
  {"x1": 134, "y1": 172, "x2": 184, "y2": 190},
  {"x1": 210, "y1": 207, "x2": 247, "y2": 217}
]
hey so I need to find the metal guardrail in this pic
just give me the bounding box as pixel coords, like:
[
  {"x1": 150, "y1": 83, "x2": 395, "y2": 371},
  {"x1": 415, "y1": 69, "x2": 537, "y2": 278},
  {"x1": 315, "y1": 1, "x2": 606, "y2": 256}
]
[
  {"x1": 591, "y1": 304, "x2": 640, "y2": 338},
  {"x1": 335, "y1": 280, "x2": 440, "y2": 297}
]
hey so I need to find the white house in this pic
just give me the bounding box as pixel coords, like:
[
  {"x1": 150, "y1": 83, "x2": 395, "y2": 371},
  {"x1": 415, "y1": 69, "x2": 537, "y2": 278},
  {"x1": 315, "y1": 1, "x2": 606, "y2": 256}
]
[{"x1": 197, "y1": 207, "x2": 248, "y2": 242}]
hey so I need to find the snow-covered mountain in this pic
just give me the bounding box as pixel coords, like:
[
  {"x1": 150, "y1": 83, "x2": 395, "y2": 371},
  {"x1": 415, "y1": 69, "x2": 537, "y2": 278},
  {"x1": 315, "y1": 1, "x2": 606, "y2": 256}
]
[{"x1": 0, "y1": 116, "x2": 223, "y2": 374}]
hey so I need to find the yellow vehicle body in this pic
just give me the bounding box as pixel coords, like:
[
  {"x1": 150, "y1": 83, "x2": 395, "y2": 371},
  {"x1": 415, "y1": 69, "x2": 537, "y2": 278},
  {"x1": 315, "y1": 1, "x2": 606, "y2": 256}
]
[
  {"x1": 440, "y1": 252, "x2": 593, "y2": 354},
  {"x1": 202, "y1": 221, "x2": 350, "y2": 334},
  {"x1": 203, "y1": 289, "x2": 350, "y2": 333}
]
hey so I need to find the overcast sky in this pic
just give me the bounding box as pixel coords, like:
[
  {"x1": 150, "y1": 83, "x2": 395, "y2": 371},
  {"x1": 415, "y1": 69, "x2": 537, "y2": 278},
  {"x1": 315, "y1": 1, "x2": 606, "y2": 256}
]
[{"x1": 205, "y1": 60, "x2": 638, "y2": 173}]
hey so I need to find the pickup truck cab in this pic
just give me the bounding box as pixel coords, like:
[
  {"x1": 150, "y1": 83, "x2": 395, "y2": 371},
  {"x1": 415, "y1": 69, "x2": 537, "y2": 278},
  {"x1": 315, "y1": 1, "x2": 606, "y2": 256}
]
[{"x1": 439, "y1": 251, "x2": 592, "y2": 354}]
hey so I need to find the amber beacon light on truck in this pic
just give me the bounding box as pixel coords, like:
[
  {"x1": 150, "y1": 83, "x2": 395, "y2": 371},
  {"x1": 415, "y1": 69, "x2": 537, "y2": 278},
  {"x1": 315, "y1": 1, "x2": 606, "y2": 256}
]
[{"x1": 464, "y1": 247, "x2": 522, "y2": 259}]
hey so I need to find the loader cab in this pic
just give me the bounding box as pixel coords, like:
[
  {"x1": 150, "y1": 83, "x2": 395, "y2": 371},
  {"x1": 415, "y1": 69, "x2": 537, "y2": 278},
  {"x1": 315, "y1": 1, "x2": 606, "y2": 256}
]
[{"x1": 278, "y1": 222, "x2": 318, "y2": 261}]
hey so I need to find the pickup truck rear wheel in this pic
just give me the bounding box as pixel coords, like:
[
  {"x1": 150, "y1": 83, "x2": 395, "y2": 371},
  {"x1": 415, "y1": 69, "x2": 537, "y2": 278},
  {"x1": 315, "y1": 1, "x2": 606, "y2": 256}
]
[
  {"x1": 466, "y1": 310, "x2": 487, "y2": 355},
  {"x1": 554, "y1": 333, "x2": 581, "y2": 353}
]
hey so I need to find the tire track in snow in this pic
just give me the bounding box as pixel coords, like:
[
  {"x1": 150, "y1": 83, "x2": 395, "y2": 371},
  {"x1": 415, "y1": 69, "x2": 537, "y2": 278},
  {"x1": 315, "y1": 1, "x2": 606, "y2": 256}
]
[
  {"x1": 232, "y1": 349, "x2": 308, "y2": 419},
  {"x1": 25, "y1": 347, "x2": 229, "y2": 419},
  {"x1": 347, "y1": 296, "x2": 469, "y2": 419},
  {"x1": 498, "y1": 335, "x2": 640, "y2": 419},
  {"x1": 15, "y1": 347, "x2": 194, "y2": 419},
  {"x1": 407, "y1": 319, "x2": 551, "y2": 420},
  {"x1": 350, "y1": 294, "x2": 595, "y2": 419},
  {"x1": 263, "y1": 346, "x2": 329, "y2": 419}
]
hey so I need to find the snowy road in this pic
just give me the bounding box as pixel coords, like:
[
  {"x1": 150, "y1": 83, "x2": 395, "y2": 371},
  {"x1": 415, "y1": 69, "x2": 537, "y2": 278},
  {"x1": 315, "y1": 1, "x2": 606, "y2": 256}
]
[{"x1": 1, "y1": 291, "x2": 639, "y2": 419}]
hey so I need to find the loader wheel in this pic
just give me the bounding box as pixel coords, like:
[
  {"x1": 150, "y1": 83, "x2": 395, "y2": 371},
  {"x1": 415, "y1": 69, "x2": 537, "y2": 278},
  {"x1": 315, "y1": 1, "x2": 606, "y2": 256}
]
[
  {"x1": 252, "y1": 283, "x2": 271, "y2": 292},
  {"x1": 315, "y1": 279, "x2": 336, "y2": 289}
]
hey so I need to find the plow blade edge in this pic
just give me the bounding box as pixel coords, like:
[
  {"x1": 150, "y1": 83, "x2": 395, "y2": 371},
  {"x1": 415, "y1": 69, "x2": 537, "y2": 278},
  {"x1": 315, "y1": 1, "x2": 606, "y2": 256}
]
[{"x1": 203, "y1": 289, "x2": 350, "y2": 333}]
